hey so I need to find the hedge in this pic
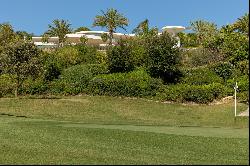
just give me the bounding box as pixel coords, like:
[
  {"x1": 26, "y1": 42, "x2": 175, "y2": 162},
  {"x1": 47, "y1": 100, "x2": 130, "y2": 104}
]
[
  {"x1": 50, "y1": 64, "x2": 109, "y2": 95},
  {"x1": 157, "y1": 83, "x2": 230, "y2": 104},
  {"x1": 181, "y1": 67, "x2": 224, "y2": 85},
  {"x1": 87, "y1": 68, "x2": 163, "y2": 97}
]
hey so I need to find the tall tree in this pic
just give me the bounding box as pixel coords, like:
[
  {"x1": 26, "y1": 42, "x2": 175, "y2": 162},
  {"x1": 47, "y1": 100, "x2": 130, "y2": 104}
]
[
  {"x1": 45, "y1": 19, "x2": 72, "y2": 46},
  {"x1": 93, "y1": 8, "x2": 128, "y2": 45}
]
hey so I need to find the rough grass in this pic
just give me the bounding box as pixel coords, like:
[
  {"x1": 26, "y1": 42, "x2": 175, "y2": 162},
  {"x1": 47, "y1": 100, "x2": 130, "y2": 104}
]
[
  {"x1": 0, "y1": 95, "x2": 248, "y2": 128},
  {"x1": 0, "y1": 95, "x2": 249, "y2": 164}
]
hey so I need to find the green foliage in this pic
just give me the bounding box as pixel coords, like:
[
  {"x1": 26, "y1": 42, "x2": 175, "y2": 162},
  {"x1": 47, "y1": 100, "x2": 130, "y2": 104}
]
[
  {"x1": 45, "y1": 19, "x2": 72, "y2": 45},
  {"x1": 226, "y1": 75, "x2": 249, "y2": 92},
  {"x1": 181, "y1": 48, "x2": 224, "y2": 68},
  {"x1": 236, "y1": 60, "x2": 249, "y2": 76},
  {"x1": 190, "y1": 20, "x2": 218, "y2": 46},
  {"x1": 74, "y1": 26, "x2": 90, "y2": 32},
  {"x1": 101, "y1": 33, "x2": 108, "y2": 42},
  {"x1": 93, "y1": 8, "x2": 129, "y2": 45},
  {"x1": 75, "y1": 45, "x2": 99, "y2": 64},
  {"x1": 0, "y1": 23, "x2": 17, "y2": 50},
  {"x1": 20, "y1": 78, "x2": 48, "y2": 95},
  {"x1": 132, "y1": 19, "x2": 158, "y2": 37},
  {"x1": 0, "y1": 41, "x2": 42, "y2": 97},
  {"x1": 55, "y1": 64, "x2": 109, "y2": 95},
  {"x1": 16, "y1": 31, "x2": 33, "y2": 41},
  {"x1": 54, "y1": 46, "x2": 79, "y2": 67},
  {"x1": 52, "y1": 45, "x2": 100, "y2": 68},
  {"x1": 204, "y1": 25, "x2": 249, "y2": 66},
  {"x1": 88, "y1": 68, "x2": 163, "y2": 97},
  {"x1": 232, "y1": 13, "x2": 249, "y2": 36},
  {"x1": 158, "y1": 83, "x2": 229, "y2": 104},
  {"x1": 106, "y1": 39, "x2": 135, "y2": 73},
  {"x1": 0, "y1": 74, "x2": 14, "y2": 96},
  {"x1": 177, "y1": 32, "x2": 199, "y2": 48},
  {"x1": 237, "y1": 91, "x2": 249, "y2": 103},
  {"x1": 145, "y1": 32, "x2": 182, "y2": 83},
  {"x1": 79, "y1": 36, "x2": 88, "y2": 45},
  {"x1": 42, "y1": 53, "x2": 63, "y2": 82},
  {"x1": 181, "y1": 67, "x2": 224, "y2": 85},
  {"x1": 209, "y1": 62, "x2": 234, "y2": 81}
]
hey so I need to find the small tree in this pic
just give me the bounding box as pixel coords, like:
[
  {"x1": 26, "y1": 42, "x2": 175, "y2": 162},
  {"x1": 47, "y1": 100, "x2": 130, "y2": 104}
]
[
  {"x1": 0, "y1": 41, "x2": 42, "y2": 97},
  {"x1": 145, "y1": 32, "x2": 182, "y2": 83}
]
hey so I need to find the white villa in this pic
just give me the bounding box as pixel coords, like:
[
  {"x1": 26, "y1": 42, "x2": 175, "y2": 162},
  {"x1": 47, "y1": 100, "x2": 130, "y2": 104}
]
[{"x1": 32, "y1": 26, "x2": 185, "y2": 49}]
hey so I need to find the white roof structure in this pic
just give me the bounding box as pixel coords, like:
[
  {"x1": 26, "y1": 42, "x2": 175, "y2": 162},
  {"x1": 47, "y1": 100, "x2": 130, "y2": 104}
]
[
  {"x1": 32, "y1": 26, "x2": 186, "y2": 48},
  {"x1": 162, "y1": 26, "x2": 186, "y2": 35}
]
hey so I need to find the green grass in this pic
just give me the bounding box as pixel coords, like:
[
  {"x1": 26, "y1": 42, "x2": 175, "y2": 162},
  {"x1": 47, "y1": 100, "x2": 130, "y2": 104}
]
[{"x1": 0, "y1": 95, "x2": 249, "y2": 164}]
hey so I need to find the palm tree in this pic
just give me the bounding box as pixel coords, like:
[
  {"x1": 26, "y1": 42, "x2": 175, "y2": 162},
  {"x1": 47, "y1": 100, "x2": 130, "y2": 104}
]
[
  {"x1": 132, "y1": 19, "x2": 149, "y2": 35},
  {"x1": 45, "y1": 19, "x2": 72, "y2": 46},
  {"x1": 132, "y1": 19, "x2": 158, "y2": 37},
  {"x1": 93, "y1": 8, "x2": 129, "y2": 46}
]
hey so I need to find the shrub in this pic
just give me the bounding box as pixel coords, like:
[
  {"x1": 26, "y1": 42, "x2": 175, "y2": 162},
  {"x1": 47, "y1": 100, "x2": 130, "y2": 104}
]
[
  {"x1": 182, "y1": 48, "x2": 224, "y2": 68},
  {"x1": 88, "y1": 68, "x2": 163, "y2": 97},
  {"x1": 144, "y1": 32, "x2": 182, "y2": 83},
  {"x1": 20, "y1": 78, "x2": 48, "y2": 95},
  {"x1": 106, "y1": 39, "x2": 135, "y2": 73},
  {"x1": 181, "y1": 67, "x2": 223, "y2": 85},
  {"x1": 209, "y1": 62, "x2": 234, "y2": 81},
  {"x1": 55, "y1": 64, "x2": 109, "y2": 95},
  {"x1": 157, "y1": 83, "x2": 229, "y2": 104},
  {"x1": 75, "y1": 45, "x2": 99, "y2": 64},
  {"x1": 226, "y1": 75, "x2": 249, "y2": 92},
  {"x1": 237, "y1": 91, "x2": 249, "y2": 103},
  {"x1": 0, "y1": 74, "x2": 14, "y2": 96},
  {"x1": 42, "y1": 53, "x2": 63, "y2": 82},
  {"x1": 156, "y1": 84, "x2": 186, "y2": 102},
  {"x1": 53, "y1": 45, "x2": 100, "y2": 69},
  {"x1": 55, "y1": 46, "x2": 79, "y2": 67}
]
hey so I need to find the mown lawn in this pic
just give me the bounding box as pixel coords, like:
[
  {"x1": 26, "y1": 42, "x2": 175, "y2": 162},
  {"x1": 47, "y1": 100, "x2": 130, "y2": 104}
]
[{"x1": 0, "y1": 95, "x2": 249, "y2": 164}]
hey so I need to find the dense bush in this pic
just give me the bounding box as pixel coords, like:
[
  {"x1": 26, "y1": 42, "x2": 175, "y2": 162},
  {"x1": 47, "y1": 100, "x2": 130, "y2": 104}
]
[
  {"x1": 209, "y1": 62, "x2": 234, "y2": 81},
  {"x1": 53, "y1": 64, "x2": 109, "y2": 95},
  {"x1": 88, "y1": 68, "x2": 163, "y2": 97},
  {"x1": 157, "y1": 83, "x2": 229, "y2": 104},
  {"x1": 181, "y1": 48, "x2": 224, "y2": 68},
  {"x1": 181, "y1": 67, "x2": 224, "y2": 85},
  {"x1": 144, "y1": 32, "x2": 182, "y2": 83},
  {"x1": 20, "y1": 78, "x2": 48, "y2": 95},
  {"x1": 55, "y1": 46, "x2": 79, "y2": 67},
  {"x1": 106, "y1": 39, "x2": 135, "y2": 73},
  {"x1": 52, "y1": 45, "x2": 102, "y2": 69},
  {"x1": 75, "y1": 45, "x2": 100, "y2": 64},
  {"x1": 42, "y1": 53, "x2": 63, "y2": 82},
  {"x1": 0, "y1": 74, "x2": 14, "y2": 96}
]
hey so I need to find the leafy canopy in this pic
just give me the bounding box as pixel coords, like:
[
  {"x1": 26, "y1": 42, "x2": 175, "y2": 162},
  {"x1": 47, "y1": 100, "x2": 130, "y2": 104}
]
[{"x1": 93, "y1": 8, "x2": 128, "y2": 45}]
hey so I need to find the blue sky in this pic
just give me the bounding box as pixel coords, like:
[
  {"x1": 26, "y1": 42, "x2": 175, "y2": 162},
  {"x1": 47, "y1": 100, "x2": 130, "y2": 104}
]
[{"x1": 0, "y1": 0, "x2": 248, "y2": 36}]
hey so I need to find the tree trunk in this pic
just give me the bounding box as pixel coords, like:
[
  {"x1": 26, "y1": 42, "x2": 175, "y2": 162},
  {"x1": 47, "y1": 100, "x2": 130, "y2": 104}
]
[{"x1": 109, "y1": 30, "x2": 114, "y2": 46}]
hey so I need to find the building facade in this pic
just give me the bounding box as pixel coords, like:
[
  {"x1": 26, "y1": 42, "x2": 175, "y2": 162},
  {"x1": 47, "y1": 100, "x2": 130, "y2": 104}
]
[{"x1": 32, "y1": 26, "x2": 185, "y2": 48}]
